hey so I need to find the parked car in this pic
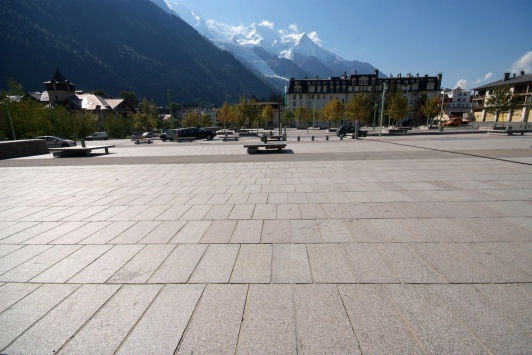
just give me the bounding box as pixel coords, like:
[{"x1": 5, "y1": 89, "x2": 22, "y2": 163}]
[
  {"x1": 85, "y1": 132, "x2": 108, "y2": 140},
  {"x1": 442, "y1": 118, "x2": 471, "y2": 126},
  {"x1": 142, "y1": 132, "x2": 156, "y2": 138},
  {"x1": 336, "y1": 125, "x2": 368, "y2": 138},
  {"x1": 35, "y1": 135, "x2": 76, "y2": 147},
  {"x1": 131, "y1": 132, "x2": 143, "y2": 140},
  {"x1": 159, "y1": 129, "x2": 178, "y2": 141},
  {"x1": 160, "y1": 127, "x2": 216, "y2": 141}
]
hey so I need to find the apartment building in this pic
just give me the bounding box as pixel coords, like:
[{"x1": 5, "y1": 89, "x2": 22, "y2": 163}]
[
  {"x1": 286, "y1": 70, "x2": 443, "y2": 115},
  {"x1": 472, "y1": 71, "x2": 532, "y2": 123},
  {"x1": 447, "y1": 87, "x2": 472, "y2": 119}
]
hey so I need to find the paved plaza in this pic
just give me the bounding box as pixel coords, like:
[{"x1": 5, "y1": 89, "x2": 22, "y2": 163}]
[{"x1": 1, "y1": 132, "x2": 531, "y2": 354}]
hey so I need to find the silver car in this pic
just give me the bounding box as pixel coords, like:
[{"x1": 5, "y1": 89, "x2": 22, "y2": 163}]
[{"x1": 35, "y1": 136, "x2": 77, "y2": 147}]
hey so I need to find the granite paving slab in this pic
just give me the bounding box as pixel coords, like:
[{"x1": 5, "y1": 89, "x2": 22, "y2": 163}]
[
  {"x1": 339, "y1": 285, "x2": 424, "y2": 354},
  {"x1": 230, "y1": 244, "x2": 272, "y2": 283},
  {"x1": 58, "y1": 284, "x2": 162, "y2": 354},
  {"x1": 295, "y1": 284, "x2": 361, "y2": 354},
  {"x1": 0, "y1": 283, "x2": 80, "y2": 349},
  {"x1": 4, "y1": 284, "x2": 120, "y2": 355},
  {"x1": 188, "y1": 244, "x2": 239, "y2": 283},
  {"x1": 116, "y1": 284, "x2": 204, "y2": 354},
  {"x1": 1, "y1": 135, "x2": 531, "y2": 354},
  {"x1": 176, "y1": 284, "x2": 247, "y2": 355},
  {"x1": 237, "y1": 284, "x2": 297, "y2": 354},
  {"x1": 148, "y1": 244, "x2": 207, "y2": 283},
  {"x1": 384, "y1": 284, "x2": 488, "y2": 354}
]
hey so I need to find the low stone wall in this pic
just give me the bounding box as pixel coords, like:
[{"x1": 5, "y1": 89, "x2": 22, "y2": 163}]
[{"x1": 0, "y1": 139, "x2": 49, "y2": 160}]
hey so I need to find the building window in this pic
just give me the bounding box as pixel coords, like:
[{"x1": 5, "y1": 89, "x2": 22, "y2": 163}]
[
  {"x1": 293, "y1": 95, "x2": 296, "y2": 99},
  {"x1": 299, "y1": 95, "x2": 302, "y2": 99}
]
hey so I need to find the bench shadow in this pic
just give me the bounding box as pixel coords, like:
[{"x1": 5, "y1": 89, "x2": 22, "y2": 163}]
[
  {"x1": 253, "y1": 149, "x2": 294, "y2": 154},
  {"x1": 53, "y1": 152, "x2": 115, "y2": 158}
]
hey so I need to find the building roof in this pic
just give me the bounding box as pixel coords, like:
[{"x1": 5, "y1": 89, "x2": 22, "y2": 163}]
[
  {"x1": 473, "y1": 72, "x2": 532, "y2": 90},
  {"x1": 76, "y1": 93, "x2": 111, "y2": 110},
  {"x1": 43, "y1": 68, "x2": 75, "y2": 85},
  {"x1": 105, "y1": 98, "x2": 125, "y2": 110}
]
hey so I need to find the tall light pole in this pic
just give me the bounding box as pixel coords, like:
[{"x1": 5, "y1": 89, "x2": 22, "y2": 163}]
[
  {"x1": 378, "y1": 83, "x2": 388, "y2": 137},
  {"x1": 525, "y1": 92, "x2": 531, "y2": 129},
  {"x1": 49, "y1": 103, "x2": 58, "y2": 137},
  {"x1": 373, "y1": 102, "x2": 378, "y2": 130},
  {"x1": 312, "y1": 102, "x2": 315, "y2": 133},
  {"x1": 1, "y1": 100, "x2": 16, "y2": 140},
  {"x1": 439, "y1": 89, "x2": 449, "y2": 132},
  {"x1": 167, "y1": 89, "x2": 172, "y2": 130}
]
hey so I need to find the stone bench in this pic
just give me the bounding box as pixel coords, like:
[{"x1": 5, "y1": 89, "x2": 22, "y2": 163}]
[
  {"x1": 260, "y1": 135, "x2": 284, "y2": 143},
  {"x1": 133, "y1": 139, "x2": 153, "y2": 144},
  {"x1": 220, "y1": 133, "x2": 240, "y2": 141},
  {"x1": 243, "y1": 143, "x2": 286, "y2": 154},
  {"x1": 173, "y1": 137, "x2": 197, "y2": 142},
  {"x1": 388, "y1": 128, "x2": 408, "y2": 134},
  {"x1": 487, "y1": 130, "x2": 527, "y2": 136},
  {"x1": 49, "y1": 145, "x2": 114, "y2": 157}
]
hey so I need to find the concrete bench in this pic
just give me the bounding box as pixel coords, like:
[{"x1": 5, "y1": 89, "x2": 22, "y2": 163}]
[
  {"x1": 173, "y1": 137, "x2": 197, "y2": 142},
  {"x1": 260, "y1": 134, "x2": 284, "y2": 143},
  {"x1": 488, "y1": 130, "x2": 526, "y2": 136},
  {"x1": 243, "y1": 143, "x2": 286, "y2": 154},
  {"x1": 133, "y1": 139, "x2": 153, "y2": 144},
  {"x1": 220, "y1": 133, "x2": 240, "y2": 141},
  {"x1": 388, "y1": 128, "x2": 408, "y2": 134},
  {"x1": 49, "y1": 145, "x2": 115, "y2": 157}
]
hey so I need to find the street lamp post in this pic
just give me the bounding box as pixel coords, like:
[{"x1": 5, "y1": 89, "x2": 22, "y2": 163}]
[
  {"x1": 49, "y1": 103, "x2": 59, "y2": 137},
  {"x1": 373, "y1": 102, "x2": 378, "y2": 130},
  {"x1": 439, "y1": 89, "x2": 449, "y2": 132},
  {"x1": 525, "y1": 92, "x2": 531, "y2": 130},
  {"x1": 312, "y1": 102, "x2": 315, "y2": 133},
  {"x1": 1, "y1": 100, "x2": 16, "y2": 140},
  {"x1": 378, "y1": 83, "x2": 388, "y2": 137}
]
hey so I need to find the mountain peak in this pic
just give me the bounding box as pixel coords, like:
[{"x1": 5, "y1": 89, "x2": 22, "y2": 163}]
[{"x1": 150, "y1": 0, "x2": 380, "y2": 89}]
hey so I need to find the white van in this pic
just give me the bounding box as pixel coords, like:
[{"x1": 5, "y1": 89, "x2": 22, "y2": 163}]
[{"x1": 85, "y1": 132, "x2": 108, "y2": 140}]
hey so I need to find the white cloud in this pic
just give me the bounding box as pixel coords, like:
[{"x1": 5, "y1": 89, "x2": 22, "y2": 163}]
[
  {"x1": 510, "y1": 51, "x2": 532, "y2": 74},
  {"x1": 288, "y1": 23, "x2": 299, "y2": 33},
  {"x1": 259, "y1": 20, "x2": 274, "y2": 29},
  {"x1": 455, "y1": 79, "x2": 468, "y2": 89},
  {"x1": 456, "y1": 71, "x2": 493, "y2": 89},
  {"x1": 307, "y1": 31, "x2": 322, "y2": 46}
]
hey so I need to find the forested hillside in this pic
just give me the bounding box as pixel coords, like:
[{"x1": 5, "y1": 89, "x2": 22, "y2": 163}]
[{"x1": 0, "y1": 0, "x2": 280, "y2": 105}]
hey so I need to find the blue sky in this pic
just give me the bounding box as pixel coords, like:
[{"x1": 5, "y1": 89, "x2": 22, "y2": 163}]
[{"x1": 173, "y1": 0, "x2": 532, "y2": 90}]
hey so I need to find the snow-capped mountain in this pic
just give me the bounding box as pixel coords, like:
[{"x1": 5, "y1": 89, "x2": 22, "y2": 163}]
[{"x1": 152, "y1": 0, "x2": 379, "y2": 90}]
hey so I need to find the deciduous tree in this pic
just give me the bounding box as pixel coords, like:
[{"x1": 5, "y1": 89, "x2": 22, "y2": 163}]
[
  {"x1": 134, "y1": 97, "x2": 158, "y2": 131},
  {"x1": 322, "y1": 98, "x2": 344, "y2": 127},
  {"x1": 421, "y1": 96, "x2": 441, "y2": 126},
  {"x1": 294, "y1": 106, "x2": 312, "y2": 127},
  {"x1": 234, "y1": 97, "x2": 260, "y2": 128},
  {"x1": 484, "y1": 85, "x2": 520, "y2": 127},
  {"x1": 345, "y1": 94, "x2": 372, "y2": 125},
  {"x1": 385, "y1": 91, "x2": 409, "y2": 126},
  {"x1": 217, "y1": 101, "x2": 236, "y2": 129},
  {"x1": 261, "y1": 104, "x2": 274, "y2": 128}
]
